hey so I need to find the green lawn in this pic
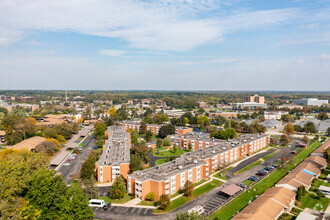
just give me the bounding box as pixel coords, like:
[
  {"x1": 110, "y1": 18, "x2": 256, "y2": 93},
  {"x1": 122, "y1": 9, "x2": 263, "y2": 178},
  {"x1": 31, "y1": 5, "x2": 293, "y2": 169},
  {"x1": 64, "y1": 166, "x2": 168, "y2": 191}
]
[
  {"x1": 79, "y1": 143, "x2": 87, "y2": 146},
  {"x1": 215, "y1": 172, "x2": 227, "y2": 180},
  {"x1": 297, "y1": 193, "x2": 330, "y2": 211},
  {"x1": 262, "y1": 149, "x2": 280, "y2": 160},
  {"x1": 137, "y1": 200, "x2": 158, "y2": 206},
  {"x1": 154, "y1": 179, "x2": 223, "y2": 213},
  {"x1": 209, "y1": 141, "x2": 321, "y2": 220},
  {"x1": 153, "y1": 147, "x2": 190, "y2": 157},
  {"x1": 234, "y1": 160, "x2": 262, "y2": 175},
  {"x1": 99, "y1": 194, "x2": 133, "y2": 204},
  {"x1": 243, "y1": 180, "x2": 254, "y2": 186},
  {"x1": 312, "y1": 178, "x2": 330, "y2": 188},
  {"x1": 155, "y1": 158, "x2": 170, "y2": 165},
  {"x1": 170, "y1": 179, "x2": 208, "y2": 199}
]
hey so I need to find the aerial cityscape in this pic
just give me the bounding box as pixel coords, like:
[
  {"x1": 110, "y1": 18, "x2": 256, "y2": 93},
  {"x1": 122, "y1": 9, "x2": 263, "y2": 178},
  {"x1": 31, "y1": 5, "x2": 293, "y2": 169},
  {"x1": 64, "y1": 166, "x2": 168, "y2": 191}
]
[{"x1": 1, "y1": 1, "x2": 330, "y2": 220}]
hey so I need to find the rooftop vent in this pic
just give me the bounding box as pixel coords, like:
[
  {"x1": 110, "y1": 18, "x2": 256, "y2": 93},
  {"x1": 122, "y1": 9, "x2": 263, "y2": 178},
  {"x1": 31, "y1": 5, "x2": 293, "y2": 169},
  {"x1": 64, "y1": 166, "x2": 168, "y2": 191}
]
[
  {"x1": 178, "y1": 165, "x2": 183, "y2": 170},
  {"x1": 193, "y1": 160, "x2": 198, "y2": 164},
  {"x1": 212, "y1": 150, "x2": 215, "y2": 153}
]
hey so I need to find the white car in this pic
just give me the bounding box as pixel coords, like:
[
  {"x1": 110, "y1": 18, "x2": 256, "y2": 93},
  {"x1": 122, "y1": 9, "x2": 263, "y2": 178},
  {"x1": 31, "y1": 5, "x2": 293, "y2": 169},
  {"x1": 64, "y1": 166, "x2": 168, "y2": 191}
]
[
  {"x1": 188, "y1": 205, "x2": 204, "y2": 215},
  {"x1": 63, "y1": 163, "x2": 70, "y2": 166}
]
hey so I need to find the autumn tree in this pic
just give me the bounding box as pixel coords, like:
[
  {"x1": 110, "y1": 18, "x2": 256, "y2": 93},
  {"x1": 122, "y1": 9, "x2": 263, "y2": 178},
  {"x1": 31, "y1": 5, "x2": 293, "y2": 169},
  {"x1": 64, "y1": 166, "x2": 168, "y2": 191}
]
[
  {"x1": 284, "y1": 123, "x2": 295, "y2": 136},
  {"x1": 144, "y1": 130, "x2": 153, "y2": 142},
  {"x1": 183, "y1": 180, "x2": 194, "y2": 197},
  {"x1": 158, "y1": 194, "x2": 170, "y2": 210}
]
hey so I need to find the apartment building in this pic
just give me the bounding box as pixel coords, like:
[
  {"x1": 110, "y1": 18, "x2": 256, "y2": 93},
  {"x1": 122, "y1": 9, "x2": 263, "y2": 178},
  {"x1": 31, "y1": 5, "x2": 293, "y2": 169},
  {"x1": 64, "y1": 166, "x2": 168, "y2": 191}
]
[
  {"x1": 95, "y1": 126, "x2": 131, "y2": 183},
  {"x1": 128, "y1": 133, "x2": 270, "y2": 200},
  {"x1": 169, "y1": 132, "x2": 270, "y2": 155},
  {"x1": 121, "y1": 120, "x2": 192, "y2": 135},
  {"x1": 244, "y1": 94, "x2": 265, "y2": 104}
]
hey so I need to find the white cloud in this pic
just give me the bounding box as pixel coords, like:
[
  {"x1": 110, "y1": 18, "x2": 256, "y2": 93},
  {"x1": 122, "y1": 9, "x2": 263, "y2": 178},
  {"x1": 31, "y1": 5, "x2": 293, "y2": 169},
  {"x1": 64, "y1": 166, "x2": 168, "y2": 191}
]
[
  {"x1": 321, "y1": 54, "x2": 330, "y2": 60},
  {"x1": 30, "y1": 50, "x2": 56, "y2": 55},
  {"x1": 0, "y1": 0, "x2": 302, "y2": 51},
  {"x1": 99, "y1": 49, "x2": 126, "y2": 56}
]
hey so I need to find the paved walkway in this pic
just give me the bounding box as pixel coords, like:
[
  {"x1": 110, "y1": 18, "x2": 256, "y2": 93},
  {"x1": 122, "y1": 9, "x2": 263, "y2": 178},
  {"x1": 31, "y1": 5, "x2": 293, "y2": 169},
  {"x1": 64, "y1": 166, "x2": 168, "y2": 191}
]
[{"x1": 124, "y1": 198, "x2": 142, "y2": 206}]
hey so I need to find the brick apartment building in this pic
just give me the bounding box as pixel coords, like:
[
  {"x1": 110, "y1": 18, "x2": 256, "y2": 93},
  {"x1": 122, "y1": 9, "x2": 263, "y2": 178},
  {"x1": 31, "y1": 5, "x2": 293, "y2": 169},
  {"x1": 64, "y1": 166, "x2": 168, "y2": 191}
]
[
  {"x1": 95, "y1": 126, "x2": 131, "y2": 183},
  {"x1": 121, "y1": 120, "x2": 193, "y2": 136},
  {"x1": 128, "y1": 133, "x2": 270, "y2": 200}
]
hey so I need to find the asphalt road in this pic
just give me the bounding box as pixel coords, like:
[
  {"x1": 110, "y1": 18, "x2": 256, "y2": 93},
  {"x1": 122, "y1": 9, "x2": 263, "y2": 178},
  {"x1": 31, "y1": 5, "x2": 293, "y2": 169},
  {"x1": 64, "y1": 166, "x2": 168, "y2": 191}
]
[
  {"x1": 58, "y1": 135, "x2": 95, "y2": 185},
  {"x1": 148, "y1": 152, "x2": 169, "y2": 167}
]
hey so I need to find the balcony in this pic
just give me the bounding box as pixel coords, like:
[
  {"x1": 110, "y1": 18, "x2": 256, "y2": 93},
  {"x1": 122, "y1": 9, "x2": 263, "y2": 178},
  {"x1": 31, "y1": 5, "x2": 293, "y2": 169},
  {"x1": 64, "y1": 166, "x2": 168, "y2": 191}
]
[
  {"x1": 165, "y1": 190, "x2": 169, "y2": 194},
  {"x1": 165, "y1": 185, "x2": 169, "y2": 189},
  {"x1": 135, "y1": 185, "x2": 141, "y2": 190}
]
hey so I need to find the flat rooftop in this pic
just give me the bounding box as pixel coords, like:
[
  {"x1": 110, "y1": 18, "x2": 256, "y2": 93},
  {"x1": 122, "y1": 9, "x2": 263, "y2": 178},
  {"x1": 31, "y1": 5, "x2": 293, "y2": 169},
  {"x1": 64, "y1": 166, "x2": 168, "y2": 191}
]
[{"x1": 97, "y1": 126, "x2": 130, "y2": 166}]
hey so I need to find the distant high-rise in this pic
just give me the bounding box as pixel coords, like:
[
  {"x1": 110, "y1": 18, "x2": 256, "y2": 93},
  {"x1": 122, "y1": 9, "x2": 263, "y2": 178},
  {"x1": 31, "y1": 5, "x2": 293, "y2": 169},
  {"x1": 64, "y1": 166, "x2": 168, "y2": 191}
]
[{"x1": 244, "y1": 94, "x2": 265, "y2": 104}]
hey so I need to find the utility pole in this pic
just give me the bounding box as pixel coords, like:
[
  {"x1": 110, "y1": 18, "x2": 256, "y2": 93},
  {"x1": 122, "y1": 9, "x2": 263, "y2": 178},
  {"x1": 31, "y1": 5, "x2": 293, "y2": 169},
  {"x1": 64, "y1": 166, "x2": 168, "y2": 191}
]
[{"x1": 65, "y1": 90, "x2": 68, "y2": 102}]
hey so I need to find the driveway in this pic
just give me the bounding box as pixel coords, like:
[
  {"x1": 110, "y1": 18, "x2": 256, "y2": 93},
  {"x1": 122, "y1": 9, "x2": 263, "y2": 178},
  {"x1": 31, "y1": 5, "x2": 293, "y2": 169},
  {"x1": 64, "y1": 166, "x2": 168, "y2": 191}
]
[{"x1": 148, "y1": 153, "x2": 169, "y2": 167}]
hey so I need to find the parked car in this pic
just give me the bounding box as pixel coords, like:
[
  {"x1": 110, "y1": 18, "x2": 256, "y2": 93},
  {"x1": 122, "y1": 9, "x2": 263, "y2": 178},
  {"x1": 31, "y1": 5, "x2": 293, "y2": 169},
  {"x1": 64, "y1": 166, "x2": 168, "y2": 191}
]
[
  {"x1": 270, "y1": 163, "x2": 278, "y2": 167},
  {"x1": 266, "y1": 165, "x2": 274, "y2": 169},
  {"x1": 237, "y1": 183, "x2": 247, "y2": 188},
  {"x1": 75, "y1": 140, "x2": 80, "y2": 143},
  {"x1": 63, "y1": 163, "x2": 70, "y2": 166},
  {"x1": 102, "y1": 203, "x2": 111, "y2": 210},
  {"x1": 93, "y1": 146, "x2": 99, "y2": 149},
  {"x1": 249, "y1": 176, "x2": 259, "y2": 181},
  {"x1": 259, "y1": 169, "x2": 268, "y2": 173},
  {"x1": 256, "y1": 171, "x2": 266, "y2": 176}
]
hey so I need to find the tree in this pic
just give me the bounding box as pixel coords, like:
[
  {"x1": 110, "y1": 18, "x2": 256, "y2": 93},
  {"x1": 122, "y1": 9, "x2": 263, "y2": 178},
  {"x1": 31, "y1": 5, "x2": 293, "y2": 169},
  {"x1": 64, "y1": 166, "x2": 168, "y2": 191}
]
[
  {"x1": 211, "y1": 128, "x2": 237, "y2": 140},
  {"x1": 81, "y1": 176, "x2": 99, "y2": 200},
  {"x1": 109, "y1": 175, "x2": 126, "y2": 199},
  {"x1": 172, "y1": 144, "x2": 178, "y2": 153},
  {"x1": 94, "y1": 123, "x2": 107, "y2": 137},
  {"x1": 176, "y1": 211, "x2": 206, "y2": 220},
  {"x1": 158, "y1": 194, "x2": 170, "y2": 210},
  {"x1": 130, "y1": 154, "x2": 143, "y2": 172},
  {"x1": 280, "y1": 134, "x2": 290, "y2": 145},
  {"x1": 302, "y1": 135, "x2": 309, "y2": 145},
  {"x1": 131, "y1": 129, "x2": 139, "y2": 146},
  {"x1": 316, "y1": 112, "x2": 329, "y2": 120},
  {"x1": 145, "y1": 192, "x2": 156, "y2": 201},
  {"x1": 80, "y1": 151, "x2": 101, "y2": 180},
  {"x1": 294, "y1": 124, "x2": 302, "y2": 133},
  {"x1": 163, "y1": 137, "x2": 171, "y2": 146},
  {"x1": 0, "y1": 150, "x2": 48, "y2": 219},
  {"x1": 197, "y1": 115, "x2": 210, "y2": 130},
  {"x1": 144, "y1": 130, "x2": 153, "y2": 142},
  {"x1": 303, "y1": 122, "x2": 317, "y2": 134},
  {"x1": 284, "y1": 123, "x2": 295, "y2": 136},
  {"x1": 156, "y1": 138, "x2": 163, "y2": 148},
  {"x1": 26, "y1": 168, "x2": 93, "y2": 220},
  {"x1": 139, "y1": 122, "x2": 147, "y2": 134},
  {"x1": 158, "y1": 124, "x2": 175, "y2": 138},
  {"x1": 183, "y1": 180, "x2": 194, "y2": 197}
]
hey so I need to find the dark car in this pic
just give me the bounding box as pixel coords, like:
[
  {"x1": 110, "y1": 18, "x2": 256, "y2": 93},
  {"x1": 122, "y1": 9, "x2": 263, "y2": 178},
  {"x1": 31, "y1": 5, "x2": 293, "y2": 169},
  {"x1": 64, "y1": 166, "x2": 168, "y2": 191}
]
[
  {"x1": 256, "y1": 171, "x2": 266, "y2": 176},
  {"x1": 93, "y1": 146, "x2": 99, "y2": 149},
  {"x1": 237, "y1": 183, "x2": 247, "y2": 188},
  {"x1": 249, "y1": 176, "x2": 259, "y2": 181},
  {"x1": 102, "y1": 203, "x2": 111, "y2": 210},
  {"x1": 264, "y1": 167, "x2": 271, "y2": 171}
]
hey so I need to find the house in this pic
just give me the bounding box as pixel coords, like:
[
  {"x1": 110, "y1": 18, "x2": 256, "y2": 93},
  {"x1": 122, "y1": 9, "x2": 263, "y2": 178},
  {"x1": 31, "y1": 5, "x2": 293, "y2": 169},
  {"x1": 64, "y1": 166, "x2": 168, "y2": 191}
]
[{"x1": 232, "y1": 187, "x2": 296, "y2": 220}]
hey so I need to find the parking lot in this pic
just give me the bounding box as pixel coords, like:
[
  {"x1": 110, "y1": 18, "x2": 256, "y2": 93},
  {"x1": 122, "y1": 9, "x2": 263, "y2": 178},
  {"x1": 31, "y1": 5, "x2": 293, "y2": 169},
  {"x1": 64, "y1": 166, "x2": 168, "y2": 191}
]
[{"x1": 93, "y1": 206, "x2": 154, "y2": 219}]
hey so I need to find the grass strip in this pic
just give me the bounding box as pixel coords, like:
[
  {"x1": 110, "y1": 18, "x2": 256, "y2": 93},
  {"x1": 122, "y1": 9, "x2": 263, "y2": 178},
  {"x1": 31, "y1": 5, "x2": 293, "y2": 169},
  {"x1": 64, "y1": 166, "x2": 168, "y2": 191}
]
[{"x1": 234, "y1": 160, "x2": 262, "y2": 175}]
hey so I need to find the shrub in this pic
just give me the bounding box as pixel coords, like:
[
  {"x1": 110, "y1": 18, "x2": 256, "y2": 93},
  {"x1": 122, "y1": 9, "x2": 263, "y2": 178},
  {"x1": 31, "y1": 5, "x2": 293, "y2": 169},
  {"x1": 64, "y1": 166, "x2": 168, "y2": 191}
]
[{"x1": 145, "y1": 192, "x2": 156, "y2": 201}]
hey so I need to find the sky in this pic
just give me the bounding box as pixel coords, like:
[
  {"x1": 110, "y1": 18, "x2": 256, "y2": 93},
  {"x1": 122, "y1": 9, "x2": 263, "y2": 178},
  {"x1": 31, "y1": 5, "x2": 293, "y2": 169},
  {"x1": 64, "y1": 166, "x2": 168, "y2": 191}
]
[{"x1": 0, "y1": 0, "x2": 330, "y2": 91}]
